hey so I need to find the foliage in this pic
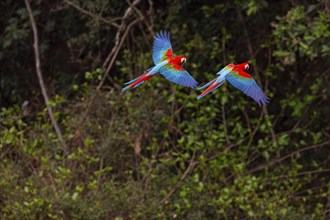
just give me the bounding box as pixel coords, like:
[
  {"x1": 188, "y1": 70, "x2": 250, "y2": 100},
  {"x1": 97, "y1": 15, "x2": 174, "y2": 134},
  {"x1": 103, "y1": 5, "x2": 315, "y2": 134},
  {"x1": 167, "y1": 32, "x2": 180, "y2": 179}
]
[{"x1": 1, "y1": 0, "x2": 330, "y2": 219}]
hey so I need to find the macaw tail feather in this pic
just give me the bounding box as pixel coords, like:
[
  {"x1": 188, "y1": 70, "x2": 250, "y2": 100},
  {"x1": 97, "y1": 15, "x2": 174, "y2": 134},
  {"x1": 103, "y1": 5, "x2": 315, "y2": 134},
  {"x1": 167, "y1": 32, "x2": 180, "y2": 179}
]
[
  {"x1": 196, "y1": 79, "x2": 216, "y2": 90},
  {"x1": 124, "y1": 68, "x2": 153, "y2": 85},
  {"x1": 197, "y1": 81, "x2": 224, "y2": 100},
  {"x1": 133, "y1": 81, "x2": 145, "y2": 88},
  {"x1": 124, "y1": 78, "x2": 139, "y2": 85},
  {"x1": 122, "y1": 71, "x2": 153, "y2": 92}
]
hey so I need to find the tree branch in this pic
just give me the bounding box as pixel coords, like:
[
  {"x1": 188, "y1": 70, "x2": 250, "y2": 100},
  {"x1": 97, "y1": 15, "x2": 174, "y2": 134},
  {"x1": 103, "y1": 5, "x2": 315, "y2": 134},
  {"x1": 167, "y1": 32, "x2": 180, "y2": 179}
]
[
  {"x1": 126, "y1": 0, "x2": 154, "y2": 35},
  {"x1": 24, "y1": 0, "x2": 67, "y2": 153},
  {"x1": 74, "y1": 0, "x2": 144, "y2": 132},
  {"x1": 99, "y1": 16, "x2": 144, "y2": 90},
  {"x1": 249, "y1": 140, "x2": 330, "y2": 173},
  {"x1": 102, "y1": 0, "x2": 142, "y2": 69},
  {"x1": 64, "y1": 0, "x2": 120, "y2": 28}
]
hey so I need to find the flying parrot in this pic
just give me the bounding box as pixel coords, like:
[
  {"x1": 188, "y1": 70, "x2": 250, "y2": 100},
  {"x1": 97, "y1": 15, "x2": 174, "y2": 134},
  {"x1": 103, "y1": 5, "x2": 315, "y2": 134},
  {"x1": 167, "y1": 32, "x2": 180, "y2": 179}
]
[
  {"x1": 197, "y1": 62, "x2": 269, "y2": 106},
  {"x1": 122, "y1": 30, "x2": 198, "y2": 92}
]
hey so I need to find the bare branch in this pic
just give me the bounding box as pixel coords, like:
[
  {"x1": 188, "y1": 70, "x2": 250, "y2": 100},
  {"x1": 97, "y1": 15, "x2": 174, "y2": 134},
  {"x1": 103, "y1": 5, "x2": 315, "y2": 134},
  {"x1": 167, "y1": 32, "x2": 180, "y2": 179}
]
[
  {"x1": 24, "y1": 0, "x2": 67, "y2": 153},
  {"x1": 102, "y1": 0, "x2": 142, "y2": 69},
  {"x1": 64, "y1": 0, "x2": 120, "y2": 28},
  {"x1": 75, "y1": 0, "x2": 144, "y2": 131},
  {"x1": 99, "y1": 17, "x2": 144, "y2": 90},
  {"x1": 265, "y1": 169, "x2": 330, "y2": 182},
  {"x1": 249, "y1": 140, "x2": 330, "y2": 173},
  {"x1": 147, "y1": 0, "x2": 154, "y2": 34},
  {"x1": 126, "y1": 0, "x2": 154, "y2": 35}
]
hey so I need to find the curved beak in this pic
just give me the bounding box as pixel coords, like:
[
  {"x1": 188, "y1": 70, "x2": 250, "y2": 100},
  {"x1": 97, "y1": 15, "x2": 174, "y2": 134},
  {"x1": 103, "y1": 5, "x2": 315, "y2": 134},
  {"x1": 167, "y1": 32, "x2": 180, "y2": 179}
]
[{"x1": 181, "y1": 58, "x2": 187, "y2": 64}]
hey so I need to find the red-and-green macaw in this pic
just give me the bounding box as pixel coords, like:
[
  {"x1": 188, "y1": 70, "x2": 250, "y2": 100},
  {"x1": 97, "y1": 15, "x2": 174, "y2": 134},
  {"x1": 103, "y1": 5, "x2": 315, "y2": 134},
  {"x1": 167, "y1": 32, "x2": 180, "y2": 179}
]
[
  {"x1": 122, "y1": 30, "x2": 197, "y2": 91},
  {"x1": 197, "y1": 62, "x2": 269, "y2": 106}
]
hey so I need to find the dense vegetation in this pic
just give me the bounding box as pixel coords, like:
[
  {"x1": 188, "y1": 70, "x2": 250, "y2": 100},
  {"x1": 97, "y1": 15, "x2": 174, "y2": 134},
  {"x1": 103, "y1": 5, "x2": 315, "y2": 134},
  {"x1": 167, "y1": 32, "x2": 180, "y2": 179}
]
[{"x1": 1, "y1": 0, "x2": 330, "y2": 219}]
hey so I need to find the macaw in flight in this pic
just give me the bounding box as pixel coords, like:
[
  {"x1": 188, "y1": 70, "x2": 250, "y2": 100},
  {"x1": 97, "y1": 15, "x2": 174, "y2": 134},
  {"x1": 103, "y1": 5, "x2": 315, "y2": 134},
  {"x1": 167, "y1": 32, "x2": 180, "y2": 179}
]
[
  {"x1": 197, "y1": 62, "x2": 269, "y2": 106},
  {"x1": 122, "y1": 30, "x2": 197, "y2": 91}
]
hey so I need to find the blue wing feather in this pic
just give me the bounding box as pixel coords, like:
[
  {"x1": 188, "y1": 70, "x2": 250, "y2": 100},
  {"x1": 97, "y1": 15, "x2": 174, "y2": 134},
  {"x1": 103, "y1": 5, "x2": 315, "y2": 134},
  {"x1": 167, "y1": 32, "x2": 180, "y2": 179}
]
[
  {"x1": 159, "y1": 65, "x2": 197, "y2": 88},
  {"x1": 225, "y1": 72, "x2": 269, "y2": 106},
  {"x1": 152, "y1": 30, "x2": 172, "y2": 65}
]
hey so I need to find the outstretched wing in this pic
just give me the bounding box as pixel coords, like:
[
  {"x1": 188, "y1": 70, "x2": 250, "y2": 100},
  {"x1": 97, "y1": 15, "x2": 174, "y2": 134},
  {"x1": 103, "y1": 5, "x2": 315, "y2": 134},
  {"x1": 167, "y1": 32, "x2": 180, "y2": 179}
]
[
  {"x1": 225, "y1": 69, "x2": 269, "y2": 106},
  {"x1": 159, "y1": 64, "x2": 197, "y2": 88},
  {"x1": 152, "y1": 30, "x2": 173, "y2": 65}
]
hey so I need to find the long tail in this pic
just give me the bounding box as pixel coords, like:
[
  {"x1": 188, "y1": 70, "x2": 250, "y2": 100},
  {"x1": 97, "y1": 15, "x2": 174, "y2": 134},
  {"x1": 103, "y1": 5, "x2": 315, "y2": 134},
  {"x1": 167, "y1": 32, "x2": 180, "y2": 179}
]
[
  {"x1": 122, "y1": 69, "x2": 153, "y2": 92},
  {"x1": 196, "y1": 79, "x2": 216, "y2": 90},
  {"x1": 197, "y1": 79, "x2": 224, "y2": 100}
]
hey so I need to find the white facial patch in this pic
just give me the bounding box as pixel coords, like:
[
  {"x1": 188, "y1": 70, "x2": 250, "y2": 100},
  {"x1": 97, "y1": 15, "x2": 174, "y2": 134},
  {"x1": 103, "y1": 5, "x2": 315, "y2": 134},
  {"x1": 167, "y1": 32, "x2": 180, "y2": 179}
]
[
  {"x1": 181, "y1": 58, "x2": 186, "y2": 63},
  {"x1": 244, "y1": 64, "x2": 249, "y2": 70}
]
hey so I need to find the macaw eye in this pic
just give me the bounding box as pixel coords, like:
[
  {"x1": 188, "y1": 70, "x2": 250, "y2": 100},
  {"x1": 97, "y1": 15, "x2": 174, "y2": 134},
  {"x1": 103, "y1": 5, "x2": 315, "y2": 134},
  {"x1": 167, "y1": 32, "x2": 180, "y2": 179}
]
[
  {"x1": 181, "y1": 58, "x2": 186, "y2": 64},
  {"x1": 244, "y1": 64, "x2": 249, "y2": 70}
]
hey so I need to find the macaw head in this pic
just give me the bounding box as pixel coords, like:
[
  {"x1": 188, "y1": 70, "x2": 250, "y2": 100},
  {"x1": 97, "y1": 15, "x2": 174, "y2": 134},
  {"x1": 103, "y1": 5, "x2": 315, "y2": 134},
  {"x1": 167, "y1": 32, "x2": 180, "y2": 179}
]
[
  {"x1": 236, "y1": 62, "x2": 249, "y2": 70},
  {"x1": 175, "y1": 56, "x2": 187, "y2": 65}
]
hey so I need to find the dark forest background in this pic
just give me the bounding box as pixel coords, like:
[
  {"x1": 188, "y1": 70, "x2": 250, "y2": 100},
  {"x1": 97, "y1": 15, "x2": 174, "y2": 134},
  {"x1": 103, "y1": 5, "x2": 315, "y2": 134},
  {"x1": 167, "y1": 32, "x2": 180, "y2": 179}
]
[{"x1": 1, "y1": 0, "x2": 330, "y2": 219}]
